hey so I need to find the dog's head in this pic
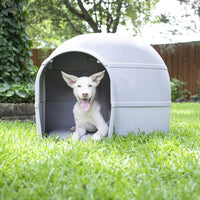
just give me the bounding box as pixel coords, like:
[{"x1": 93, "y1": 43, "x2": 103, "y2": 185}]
[{"x1": 61, "y1": 70, "x2": 105, "y2": 111}]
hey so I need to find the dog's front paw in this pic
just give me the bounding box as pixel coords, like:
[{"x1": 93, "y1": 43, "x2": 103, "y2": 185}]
[
  {"x1": 72, "y1": 132, "x2": 80, "y2": 140},
  {"x1": 92, "y1": 133, "x2": 102, "y2": 141}
]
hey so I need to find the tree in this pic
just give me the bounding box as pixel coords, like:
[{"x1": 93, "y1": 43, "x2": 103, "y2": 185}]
[
  {"x1": 63, "y1": 0, "x2": 123, "y2": 33},
  {"x1": 27, "y1": 0, "x2": 159, "y2": 47},
  {"x1": 27, "y1": 0, "x2": 87, "y2": 48},
  {"x1": 177, "y1": 0, "x2": 200, "y2": 17},
  {"x1": 176, "y1": 0, "x2": 200, "y2": 36},
  {"x1": 148, "y1": 0, "x2": 200, "y2": 43}
]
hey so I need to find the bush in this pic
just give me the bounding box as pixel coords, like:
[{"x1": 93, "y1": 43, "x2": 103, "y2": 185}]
[
  {"x1": 171, "y1": 78, "x2": 190, "y2": 102},
  {"x1": 190, "y1": 94, "x2": 200, "y2": 101},
  {"x1": 190, "y1": 82, "x2": 200, "y2": 101},
  {"x1": 0, "y1": 0, "x2": 36, "y2": 103},
  {"x1": 0, "y1": 72, "x2": 37, "y2": 103}
]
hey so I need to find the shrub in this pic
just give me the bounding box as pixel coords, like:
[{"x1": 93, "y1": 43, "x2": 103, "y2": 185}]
[
  {"x1": 190, "y1": 81, "x2": 200, "y2": 101},
  {"x1": 0, "y1": 0, "x2": 36, "y2": 103},
  {"x1": 190, "y1": 94, "x2": 200, "y2": 101},
  {"x1": 0, "y1": 79, "x2": 36, "y2": 103},
  {"x1": 171, "y1": 78, "x2": 190, "y2": 102}
]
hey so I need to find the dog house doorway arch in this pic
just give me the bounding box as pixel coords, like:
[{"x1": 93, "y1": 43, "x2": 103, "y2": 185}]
[{"x1": 35, "y1": 37, "x2": 115, "y2": 139}]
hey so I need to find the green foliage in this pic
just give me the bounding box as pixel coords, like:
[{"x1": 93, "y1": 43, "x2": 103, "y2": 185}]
[
  {"x1": 190, "y1": 94, "x2": 200, "y2": 101},
  {"x1": 191, "y1": 81, "x2": 200, "y2": 101},
  {"x1": 171, "y1": 78, "x2": 190, "y2": 102},
  {"x1": 26, "y1": 0, "x2": 87, "y2": 48},
  {"x1": 0, "y1": 79, "x2": 36, "y2": 103},
  {"x1": 0, "y1": 103, "x2": 200, "y2": 199},
  {"x1": 124, "y1": 0, "x2": 159, "y2": 34},
  {"x1": 0, "y1": 0, "x2": 36, "y2": 103},
  {"x1": 27, "y1": 0, "x2": 159, "y2": 48}
]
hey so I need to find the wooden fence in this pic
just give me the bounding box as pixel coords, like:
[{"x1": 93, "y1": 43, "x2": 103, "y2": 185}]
[
  {"x1": 31, "y1": 48, "x2": 54, "y2": 68},
  {"x1": 31, "y1": 41, "x2": 200, "y2": 95},
  {"x1": 153, "y1": 42, "x2": 200, "y2": 95}
]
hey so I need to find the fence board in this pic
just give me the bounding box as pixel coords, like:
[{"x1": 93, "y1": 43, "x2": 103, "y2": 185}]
[
  {"x1": 31, "y1": 49, "x2": 54, "y2": 67},
  {"x1": 152, "y1": 42, "x2": 200, "y2": 95}
]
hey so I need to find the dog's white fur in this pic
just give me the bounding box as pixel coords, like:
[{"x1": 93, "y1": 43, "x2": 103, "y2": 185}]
[{"x1": 61, "y1": 70, "x2": 108, "y2": 140}]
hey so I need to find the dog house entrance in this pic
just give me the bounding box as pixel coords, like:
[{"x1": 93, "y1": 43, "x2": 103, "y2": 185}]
[{"x1": 43, "y1": 52, "x2": 111, "y2": 140}]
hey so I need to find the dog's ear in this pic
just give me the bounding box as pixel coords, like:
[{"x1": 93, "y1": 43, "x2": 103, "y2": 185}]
[
  {"x1": 90, "y1": 70, "x2": 105, "y2": 86},
  {"x1": 61, "y1": 71, "x2": 78, "y2": 88}
]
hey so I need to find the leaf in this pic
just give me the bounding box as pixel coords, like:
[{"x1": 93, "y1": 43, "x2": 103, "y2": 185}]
[
  {"x1": 16, "y1": 90, "x2": 27, "y2": 98},
  {"x1": 8, "y1": 57, "x2": 14, "y2": 63},
  {"x1": 2, "y1": 9, "x2": 9, "y2": 16},
  {"x1": 12, "y1": 83, "x2": 22, "y2": 89},
  {"x1": 5, "y1": 90, "x2": 15, "y2": 97},
  {"x1": 0, "y1": 37, "x2": 7, "y2": 45},
  {"x1": 0, "y1": 83, "x2": 10, "y2": 92}
]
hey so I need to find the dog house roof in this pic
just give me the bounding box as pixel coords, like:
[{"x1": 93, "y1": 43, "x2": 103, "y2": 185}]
[{"x1": 42, "y1": 33, "x2": 166, "y2": 69}]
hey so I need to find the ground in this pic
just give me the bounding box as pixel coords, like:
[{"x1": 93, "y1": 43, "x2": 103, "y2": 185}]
[{"x1": 0, "y1": 103, "x2": 199, "y2": 200}]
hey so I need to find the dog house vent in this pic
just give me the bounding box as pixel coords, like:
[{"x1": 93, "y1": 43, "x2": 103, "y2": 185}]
[{"x1": 35, "y1": 33, "x2": 171, "y2": 139}]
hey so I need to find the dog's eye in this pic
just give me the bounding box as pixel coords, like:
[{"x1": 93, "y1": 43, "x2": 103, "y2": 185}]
[
  {"x1": 77, "y1": 85, "x2": 82, "y2": 88},
  {"x1": 88, "y1": 84, "x2": 92, "y2": 87}
]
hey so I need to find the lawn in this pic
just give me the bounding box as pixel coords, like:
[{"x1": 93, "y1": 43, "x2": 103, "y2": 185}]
[{"x1": 0, "y1": 103, "x2": 200, "y2": 200}]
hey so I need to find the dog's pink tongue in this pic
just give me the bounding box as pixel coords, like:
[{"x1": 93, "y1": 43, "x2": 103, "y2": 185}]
[{"x1": 80, "y1": 99, "x2": 90, "y2": 111}]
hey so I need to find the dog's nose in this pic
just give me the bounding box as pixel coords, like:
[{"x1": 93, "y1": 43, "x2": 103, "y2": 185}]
[{"x1": 82, "y1": 93, "x2": 88, "y2": 97}]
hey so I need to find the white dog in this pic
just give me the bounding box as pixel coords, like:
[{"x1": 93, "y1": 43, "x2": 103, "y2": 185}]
[{"x1": 61, "y1": 70, "x2": 108, "y2": 141}]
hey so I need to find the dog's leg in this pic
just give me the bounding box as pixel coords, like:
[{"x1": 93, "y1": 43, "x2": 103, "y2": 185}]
[
  {"x1": 92, "y1": 125, "x2": 108, "y2": 141},
  {"x1": 91, "y1": 113, "x2": 108, "y2": 141},
  {"x1": 72, "y1": 127, "x2": 86, "y2": 140},
  {"x1": 71, "y1": 126, "x2": 76, "y2": 132}
]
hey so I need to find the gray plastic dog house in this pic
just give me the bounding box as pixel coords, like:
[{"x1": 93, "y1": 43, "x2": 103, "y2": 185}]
[{"x1": 35, "y1": 33, "x2": 171, "y2": 139}]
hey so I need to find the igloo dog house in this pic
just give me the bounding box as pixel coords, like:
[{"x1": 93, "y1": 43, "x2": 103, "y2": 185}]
[{"x1": 35, "y1": 33, "x2": 171, "y2": 139}]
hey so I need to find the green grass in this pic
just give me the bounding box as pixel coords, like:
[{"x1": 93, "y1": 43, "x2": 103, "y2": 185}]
[{"x1": 0, "y1": 103, "x2": 200, "y2": 200}]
